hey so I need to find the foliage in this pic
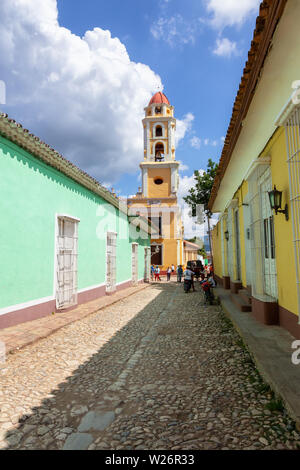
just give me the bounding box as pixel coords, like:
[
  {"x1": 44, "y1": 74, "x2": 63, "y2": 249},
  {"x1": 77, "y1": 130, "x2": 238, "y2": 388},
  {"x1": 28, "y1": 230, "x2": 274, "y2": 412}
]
[
  {"x1": 186, "y1": 237, "x2": 205, "y2": 256},
  {"x1": 266, "y1": 399, "x2": 284, "y2": 412},
  {"x1": 183, "y1": 158, "x2": 218, "y2": 218},
  {"x1": 198, "y1": 247, "x2": 206, "y2": 258}
]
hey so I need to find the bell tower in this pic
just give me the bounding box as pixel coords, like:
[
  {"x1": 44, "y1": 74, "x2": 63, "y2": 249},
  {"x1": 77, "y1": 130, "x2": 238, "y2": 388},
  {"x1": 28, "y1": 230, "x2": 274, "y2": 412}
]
[
  {"x1": 128, "y1": 91, "x2": 185, "y2": 271},
  {"x1": 140, "y1": 92, "x2": 180, "y2": 198}
]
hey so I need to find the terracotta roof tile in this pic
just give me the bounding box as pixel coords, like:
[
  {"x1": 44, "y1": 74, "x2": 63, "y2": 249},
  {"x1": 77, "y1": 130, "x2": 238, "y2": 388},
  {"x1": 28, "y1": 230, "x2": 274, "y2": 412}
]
[{"x1": 0, "y1": 113, "x2": 119, "y2": 207}]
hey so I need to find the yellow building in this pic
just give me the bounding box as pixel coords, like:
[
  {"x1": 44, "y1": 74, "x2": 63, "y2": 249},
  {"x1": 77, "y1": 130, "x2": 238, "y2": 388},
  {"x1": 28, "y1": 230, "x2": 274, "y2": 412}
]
[
  {"x1": 128, "y1": 91, "x2": 195, "y2": 272},
  {"x1": 209, "y1": 0, "x2": 300, "y2": 339}
]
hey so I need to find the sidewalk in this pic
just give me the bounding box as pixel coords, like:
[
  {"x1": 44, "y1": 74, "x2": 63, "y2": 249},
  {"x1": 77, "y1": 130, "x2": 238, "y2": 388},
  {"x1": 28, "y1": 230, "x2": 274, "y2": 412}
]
[
  {"x1": 216, "y1": 286, "x2": 300, "y2": 430},
  {"x1": 0, "y1": 283, "x2": 150, "y2": 356}
]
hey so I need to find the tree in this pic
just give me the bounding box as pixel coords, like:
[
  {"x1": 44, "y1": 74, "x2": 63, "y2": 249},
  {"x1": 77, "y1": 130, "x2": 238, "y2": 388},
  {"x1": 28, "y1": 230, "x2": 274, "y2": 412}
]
[{"x1": 183, "y1": 158, "x2": 218, "y2": 268}]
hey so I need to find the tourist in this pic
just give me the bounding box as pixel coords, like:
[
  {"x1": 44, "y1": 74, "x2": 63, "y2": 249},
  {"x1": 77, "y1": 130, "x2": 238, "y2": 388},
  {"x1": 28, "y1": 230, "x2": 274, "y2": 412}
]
[
  {"x1": 176, "y1": 265, "x2": 183, "y2": 283},
  {"x1": 151, "y1": 264, "x2": 155, "y2": 281},
  {"x1": 154, "y1": 266, "x2": 161, "y2": 282}
]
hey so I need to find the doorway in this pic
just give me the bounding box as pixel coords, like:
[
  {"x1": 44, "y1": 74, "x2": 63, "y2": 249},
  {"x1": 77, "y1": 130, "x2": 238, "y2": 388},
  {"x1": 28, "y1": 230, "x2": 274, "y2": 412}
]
[
  {"x1": 132, "y1": 243, "x2": 138, "y2": 284},
  {"x1": 56, "y1": 216, "x2": 78, "y2": 309},
  {"x1": 151, "y1": 244, "x2": 162, "y2": 266},
  {"x1": 106, "y1": 232, "x2": 117, "y2": 293},
  {"x1": 260, "y1": 168, "x2": 278, "y2": 298},
  {"x1": 144, "y1": 247, "x2": 151, "y2": 282},
  {"x1": 234, "y1": 209, "x2": 241, "y2": 281}
]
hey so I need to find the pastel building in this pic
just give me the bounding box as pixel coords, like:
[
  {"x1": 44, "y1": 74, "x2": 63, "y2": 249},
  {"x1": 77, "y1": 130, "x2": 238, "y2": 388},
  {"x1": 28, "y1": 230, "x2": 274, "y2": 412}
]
[
  {"x1": 128, "y1": 92, "x2": 196, "y2": 271},
  {"x1": 210, "y1": 0, "x2": 300, "y2": 339},
  {"x1": 0, "y1": 113, "x2": 152, "y2": 329}
]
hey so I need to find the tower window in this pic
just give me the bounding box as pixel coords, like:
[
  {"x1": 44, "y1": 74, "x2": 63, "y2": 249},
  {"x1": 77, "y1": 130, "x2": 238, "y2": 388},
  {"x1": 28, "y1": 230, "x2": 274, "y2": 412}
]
[
  {"x1": 155, "y1": 126, "x2": 162, "y2": 137},
  {"x1": 154, "y1": 178, "x2": 163, "y2": 185},
  {"x1": 155, "y1": 143, "x2": 164, "y2": 161},
  {"x1": 155, "y1": 106, "x2": 161, "y2": 114}
]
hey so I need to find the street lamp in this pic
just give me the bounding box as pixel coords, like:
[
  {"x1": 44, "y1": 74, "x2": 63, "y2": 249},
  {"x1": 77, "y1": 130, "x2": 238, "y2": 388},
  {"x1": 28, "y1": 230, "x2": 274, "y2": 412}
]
[{"x1": 268, "y1": 185, "x2": 289, "y2": 221}]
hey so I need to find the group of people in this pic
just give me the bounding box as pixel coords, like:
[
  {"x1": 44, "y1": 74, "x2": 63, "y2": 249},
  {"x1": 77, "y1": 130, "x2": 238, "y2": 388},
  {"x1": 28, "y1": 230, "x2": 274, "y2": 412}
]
[
  {"x1": 150, "y1": 262, "x2": 216, "y2": 304},
  {"x1": 151, "y1": 264, "x2": 176, "y2": 282}
]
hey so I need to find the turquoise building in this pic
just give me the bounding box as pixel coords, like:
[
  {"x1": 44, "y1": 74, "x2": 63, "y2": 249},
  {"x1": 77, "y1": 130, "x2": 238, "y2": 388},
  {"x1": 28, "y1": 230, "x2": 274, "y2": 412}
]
[{"x1": 0, "y1": 113, "x2": 152, "y2": 329}]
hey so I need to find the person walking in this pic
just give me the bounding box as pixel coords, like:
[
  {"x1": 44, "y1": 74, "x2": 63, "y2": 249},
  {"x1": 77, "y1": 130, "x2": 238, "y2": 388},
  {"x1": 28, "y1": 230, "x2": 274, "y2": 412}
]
[
  {"x1": 171, "y1": 264, "x2": 175, "y2": 276},
  {"x1": 176, "y1": 265, "x2": 183, "y2": 283},
  {"x1": 154, "y1": 266, "x2": 161, "y2": 282},
  {"x1": 167, "y1": 266, "x2": 172, "y2": 281},
  {"x1": 183, "y1": 265, "x2": 195, "y2": 293},
  {"x1": 151, "y1": 264, "x2": 155, "y2": 281}
]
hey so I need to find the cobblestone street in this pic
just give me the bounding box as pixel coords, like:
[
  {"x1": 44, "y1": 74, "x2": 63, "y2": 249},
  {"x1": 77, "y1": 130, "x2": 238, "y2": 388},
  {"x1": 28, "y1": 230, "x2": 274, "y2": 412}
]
[{"x1": 1, "y1": 281, "x2": 300, "y2": 450}]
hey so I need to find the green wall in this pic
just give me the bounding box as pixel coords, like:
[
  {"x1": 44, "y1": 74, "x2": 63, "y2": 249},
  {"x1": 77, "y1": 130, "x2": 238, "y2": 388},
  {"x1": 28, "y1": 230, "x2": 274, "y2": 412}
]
[{"x1": 0, "y1": 136, "x2": 150, "y2": 309}]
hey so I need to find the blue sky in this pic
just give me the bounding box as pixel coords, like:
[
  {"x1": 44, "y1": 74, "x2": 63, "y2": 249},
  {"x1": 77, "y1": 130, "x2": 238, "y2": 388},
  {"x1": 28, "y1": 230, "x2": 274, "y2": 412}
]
[
  {"x1": 1, "y1": 0, "x2": 260, "y2": 201},
  {"x1": 56, "y1": 0, "x2": 260, "y2": 196}
]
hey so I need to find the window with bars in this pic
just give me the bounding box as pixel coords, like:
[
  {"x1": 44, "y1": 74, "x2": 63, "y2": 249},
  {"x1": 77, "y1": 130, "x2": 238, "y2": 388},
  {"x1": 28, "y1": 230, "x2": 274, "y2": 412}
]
[
  {"x1": 283, "y1": 106, "x2": 300, "y2": 318},
  {"x1": 247, "y1": 163, "x2": 278, "y2": 300},
  {"x1": 264, "y1": 219, "x2": 269, "y2": 259},
  {"x1": 56, "y1": 217, "x2": 78, "y2": 309},
  {"x1": 106, "y1": 232, "x2": 117, "y2": 293},
  {"x1": 132, "y1": 243, "x2": 138, "y2": 284},
  {"x1": 144, "y1": 247, "x2": 151, "y2": 282}
]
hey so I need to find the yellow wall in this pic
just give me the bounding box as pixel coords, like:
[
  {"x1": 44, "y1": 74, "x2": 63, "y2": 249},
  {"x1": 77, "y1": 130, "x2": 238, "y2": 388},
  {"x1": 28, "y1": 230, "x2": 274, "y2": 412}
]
[
  {"x1": 261, "y1": 128, "x2": 298, "y2": 317},
  {"x1": 185, "y1": 250, "x2": 198, "y2": 262},
  {"x1": 211, "y1": 224, "x2": 222, "y2": 279},
  {"x1": 213, "y1": 127, "x2": 298, "y2": 317},
  {"x1": 231, "y1": 181, "x2": 248, "y2": 287},
  {"x1": 152, "y1": 237, "x2": 180, "y2": 270},
  {"x1": 129, "y1": 197, "x2": 183, "y2": 271},
  {"x1": 148, "y1": 168, "x2": 171, "y2": 198},
  {"x1": 223, "y1": 215, "x2": 228, "y2": 277}
]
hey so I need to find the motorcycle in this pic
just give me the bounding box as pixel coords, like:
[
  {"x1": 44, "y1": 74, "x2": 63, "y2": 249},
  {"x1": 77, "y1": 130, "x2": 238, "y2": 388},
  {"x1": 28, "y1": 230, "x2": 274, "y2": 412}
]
[{"x1": 184, "y1": 278, "x2": 192, "y2": 293}]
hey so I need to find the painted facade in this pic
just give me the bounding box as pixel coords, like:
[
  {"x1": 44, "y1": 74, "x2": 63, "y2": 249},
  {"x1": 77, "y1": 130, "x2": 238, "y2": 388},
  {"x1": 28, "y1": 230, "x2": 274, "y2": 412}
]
[
  {"x1": 0, "y1": 115, "x2": 152, "y2": 329},
  {"x1": 128, "y1": 92, "x2": 196, "y2": 271},
  {"x1": 209, "y1": 0, "x2": 300, "y2": 339}
]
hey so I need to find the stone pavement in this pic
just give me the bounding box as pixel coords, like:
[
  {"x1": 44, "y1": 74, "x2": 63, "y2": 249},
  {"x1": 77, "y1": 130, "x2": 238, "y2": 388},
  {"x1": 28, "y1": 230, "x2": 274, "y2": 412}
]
[
  {"x1": 0, "y1": 283, "x2": 150, "y2": 354},
  {"x1": 216, "y1": 286, "x2": 300, "y2": 431},
  {"x1": 1, "y1": 281, "x2": 300, "y2": 450}
]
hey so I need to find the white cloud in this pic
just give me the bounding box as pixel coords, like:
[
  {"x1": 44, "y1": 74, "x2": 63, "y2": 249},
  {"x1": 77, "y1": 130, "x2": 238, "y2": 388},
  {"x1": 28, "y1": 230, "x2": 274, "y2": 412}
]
[
  {"x1": 213, "y1": 37, "x2": 238, "y2": 57},
  {"x1": 175, "y1": 113, "x2": 194, "y2": 146},
  {"x1": 150, "y1": 14, "x2": 200, "y2": 47},
  {"x1": 178, "y1": 174, "x2": 196, "y2": 204},
  {"x1": 0, "y1": 0, "x2": 166, "y2": 184},
  {"x1": 205, "y1": 0, "x2": 261, "y2": 30},
  {"x1": 190, "y1": 136, "x2": 201, "y2": 149},
  {"x1": 178, "y1": 171, "x2": 208, "y2": 239},
  {"x1": 178, "y1": 161, "x2": 189, "y2": 172},
  {"x1": 204, "y1": 138, "x2": 209, "y2": 146}
]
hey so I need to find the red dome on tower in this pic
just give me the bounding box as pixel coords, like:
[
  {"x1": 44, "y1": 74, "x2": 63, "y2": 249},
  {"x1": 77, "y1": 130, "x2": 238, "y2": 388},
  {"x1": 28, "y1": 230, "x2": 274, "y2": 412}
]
[{"x1": 148, "y1": 91, "x2": 170, "y2": 106}]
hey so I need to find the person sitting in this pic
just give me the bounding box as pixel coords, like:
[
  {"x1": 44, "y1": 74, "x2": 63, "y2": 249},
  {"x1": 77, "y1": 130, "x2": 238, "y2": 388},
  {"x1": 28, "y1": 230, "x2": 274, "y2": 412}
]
[{"x1": 201, "y1": 275, "x2": 215, "y2": 304}]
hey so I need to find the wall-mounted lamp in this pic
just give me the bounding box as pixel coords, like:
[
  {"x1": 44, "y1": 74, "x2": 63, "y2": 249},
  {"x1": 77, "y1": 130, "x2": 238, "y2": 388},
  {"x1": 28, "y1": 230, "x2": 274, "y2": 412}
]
[
  {"x1": 268, "y1": 185, "x2": 289, "y2": 221},
  {"x1": 224, "y1": 230, "x2": 229, "y2": 241}
]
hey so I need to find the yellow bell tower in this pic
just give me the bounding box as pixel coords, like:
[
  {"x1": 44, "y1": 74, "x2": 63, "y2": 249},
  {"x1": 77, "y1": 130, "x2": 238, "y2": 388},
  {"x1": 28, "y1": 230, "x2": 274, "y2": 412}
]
[
  {"x1": 128, "y1": 91, "x2": 185, "y2": 271},
  {"x1": 141, "y1": 91, "x2": 180, "y2": 199}
]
